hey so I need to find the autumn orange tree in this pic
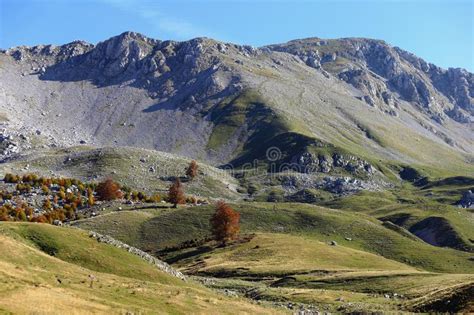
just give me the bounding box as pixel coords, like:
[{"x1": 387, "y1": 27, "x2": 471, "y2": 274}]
[
  {"x1": 168, "y1": 178, "x2": 185, "y2": 208},
  {"x1": 186, "y1": 160, "x2": 198, "y2": 180},
  {"x1": 42, "y1": 198, "x2": 52, "y2": 211},
  {"x1": 96, "y1": 178, "x2": 122, "y2": 201},
  {"x1": 0, "y1": 206, "x2": 9, "y2": 221},
  {"x1": 87, "y1": 188, "x2": 95, "y2": 206},
  {"x1": 210, "y1": 201, "x2": 240, "y2": 244}
]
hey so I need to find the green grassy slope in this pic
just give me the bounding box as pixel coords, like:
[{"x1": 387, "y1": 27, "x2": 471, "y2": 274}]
[
  {"x1": 0, "y1": 146, "x2": 241, "y2": 199},
  {"x1": 164, "y1": 233, "x2": 472, "y2": 313},
  {"x1": 173, "y1": 233, "x2": 416, "y2": 275},
  {"x1": 0, "y1": 222, "x2": 282, "y2": 314},
  {"x1": 322, "y1": 179, "x2": 474, "y2": 251},
  {"x1": 74, "y1": 202, "x2": 474, "y2": 274},
  {"x1": 220, "y1": 78, "x2": 473, "y2": 175}
]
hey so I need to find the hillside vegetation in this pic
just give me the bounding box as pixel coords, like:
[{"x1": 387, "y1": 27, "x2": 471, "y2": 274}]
[
  {"x1": 73, "y1": 202, "x2": 474, "y2": 313},
  {"x1": 1, "y1": 31, "x2": 473, "y2": 313},
  {"x1": 0, "y1": 146, "x2": 241, "y2": 199},
  {"x1": 0, "y1": 222, "x2": 281, "y2": 314}
]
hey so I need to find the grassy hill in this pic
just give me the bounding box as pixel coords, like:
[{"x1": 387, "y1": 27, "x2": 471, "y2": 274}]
[
  {"x1": 322, "y1": 178, "x2": 474, "y2": 251},
  {"x1": 173, "y1": 233, "x2": 416, "y2": 275},
  {"x1": 0, "y1": 146, "x2": 242, "y2": 199},
  {"x1": 0, "y1": 222, "x2": 282, "y2": 314},
  {"x1": 72, "y1": 202, "x2": 474, "y2": 312},
  {"x1": 74, "y1": 202, "x2": 474, "y2": 274}
]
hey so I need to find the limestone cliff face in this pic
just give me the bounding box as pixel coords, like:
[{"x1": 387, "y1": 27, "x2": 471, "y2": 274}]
[
  {"x1": 269, "y1": 38, "x2": 473, "y2": 123},
  {"x1": 1, "y1": 32, "x2": 472, "y2": 171}
]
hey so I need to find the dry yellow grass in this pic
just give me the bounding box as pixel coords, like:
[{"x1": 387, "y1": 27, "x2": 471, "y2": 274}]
[
  {"x1": 0, "y1": 225, "x2": 284, "y2": 315},
  {"x1": 182, "y1": 233, "x2": 416, "y2": 275}
]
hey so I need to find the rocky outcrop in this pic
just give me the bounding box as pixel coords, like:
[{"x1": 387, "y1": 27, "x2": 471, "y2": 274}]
[
  {"x1": 6, "y1": 32, "x2": 240, "y2": 107},
  {"x1": 278, "y1": 173, "x2": 382, "y2": 196},
  {"x1": 0, "y1": 125, "x2": 34, "y2": 162},
  {"x1": 457, "y1": 190, "x2": 474, "y2": 209},
  {"x1": 290, "y1": 151, "x2": 375, "y2": 176},
  {"x1": 396, "y1": 48, "x2": 473, "y2": 115},
  {"x1": 0, "y1": 132, "x2": 19, "y2": 161},
  {"x1": 88, "y1": 230, "x2": 186, "y2": 281},
  {"x1": 268, "y1": 38, "x2": 473, "y2": 123}
]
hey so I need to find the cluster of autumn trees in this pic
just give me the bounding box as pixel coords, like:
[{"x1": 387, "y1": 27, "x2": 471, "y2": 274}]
[
  {"x1": 1, "y1": 173, "x2": 96, "y2": 223},
  {"x1": 166, "y1": 160, "x2": 201, "y2": 207},
  {"x1": 0, "y1": 160, "x2": 204, "y2": 223},
  {"x1": 1, "y1": 159, "x2": 241, "y2": 244},
  {"x1": 0, "y1": 174, "x2": 163, "y2": 223}
]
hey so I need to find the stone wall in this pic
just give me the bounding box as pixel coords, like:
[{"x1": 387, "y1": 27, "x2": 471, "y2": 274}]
[{"x1": 88, "y1": 230, "x2": 186, "y2": 281}]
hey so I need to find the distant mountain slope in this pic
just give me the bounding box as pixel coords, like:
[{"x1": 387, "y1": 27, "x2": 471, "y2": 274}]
[
  {"x1": 0, "y1": 146, "x2": 241, "y2": 199},
  {"x1": 1, "y1": 32, "x2": 472, "y2": 177}
]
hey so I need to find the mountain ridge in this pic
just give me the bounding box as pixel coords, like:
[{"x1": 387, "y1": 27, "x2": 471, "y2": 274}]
[{"x1": 1, "y1": 31, "x2": 472, "y2": 179}]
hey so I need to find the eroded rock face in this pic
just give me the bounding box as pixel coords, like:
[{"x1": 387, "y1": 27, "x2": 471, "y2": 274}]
[
  {"x1": 268, "y1": 38, "x2": 473, "y2": 123},
  {"x1": 278, "y1": 173, "x2": 382, "y2": 196},
  {"x1": 290, "y1": 152, "x2": 375, "y2": 176},
  {"x1": 5, "y1": 32, "x2": 239, "y2": 105},
  {"x1": 458, "y1": 190, "x2": 474, "y2": 209}
]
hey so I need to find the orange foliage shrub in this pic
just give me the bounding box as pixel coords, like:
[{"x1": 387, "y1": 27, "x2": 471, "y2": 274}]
[
  {"x1": 42, "y1": 199, "x2": 52, "y2": 211},
  {"x1": 186, "y1": 160, "x2": 199, "y2": 180},
  {"x1": 41, "y1": 185, "x2": 49, "y2": 194},
  {"x1": 31, "y1": 215, "x2": 48, "y2": 223},
  {"x1": 96, "y1": 178, "x2": 122, "y2": 201},
  {"x1": 88, "y1": 194, "x2": 95, "y2": 207},
  {"x1": 0, "y1": 206, "x2": 9, "y2": 221},
  {"x1": 210, "y1": 201, "x2": 240, "y2": 244},
  {"x1": 168, "y1": 178, "x2": 185, "y2": 208},
  {"x1": 4, "y1": 173, "x2": 20, "y2": 183}
]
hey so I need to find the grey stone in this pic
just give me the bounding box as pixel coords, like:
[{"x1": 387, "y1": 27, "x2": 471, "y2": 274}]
[{"x1": 88, "y1": 230, "x2": 186, "y2": 281}]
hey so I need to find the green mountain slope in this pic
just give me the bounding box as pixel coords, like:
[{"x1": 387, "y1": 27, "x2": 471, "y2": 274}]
[
  {"x1": 72, "y1": 202, "x2": 474, "y2": 313},
  {"x1": 0, "y1": 222, "x2": 281, "y2": 314},
  {"x1": 74, "y1": 202, "x2": 474, "y2": 274}
]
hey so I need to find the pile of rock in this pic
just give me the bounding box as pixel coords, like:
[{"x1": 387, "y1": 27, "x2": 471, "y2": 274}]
[
  {"x1": 457, "y1": 190, "x2": 474, "y2": 209},
  {"x1": 291, "y1": 152, "x2": 375, "y2": 176},
  {"x1": 280, "y1": 174, "x2": 381, "y2": 196},
  {"x1": 88, "y1": 231, "x2": 186, "y2": 281},
  {"x1": 0, "y1": 133, "x2": 19, "y2": 161}
]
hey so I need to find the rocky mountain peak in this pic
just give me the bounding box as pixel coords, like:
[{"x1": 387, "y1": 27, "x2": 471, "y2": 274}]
[
  {"x1": 266, "y1": 37, "x2": 473, "y2": 123},
  {"x1": 0, "y1": 32, "x2": 472, "y2": 170}
]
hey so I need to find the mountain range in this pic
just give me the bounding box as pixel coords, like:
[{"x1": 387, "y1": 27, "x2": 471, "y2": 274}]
[
  {"x1": 1, "y1": 32, "x2": 472, "y2": 176},
  {"x1": 1, "y1": 32, "x2": 474, "y2": 313}
]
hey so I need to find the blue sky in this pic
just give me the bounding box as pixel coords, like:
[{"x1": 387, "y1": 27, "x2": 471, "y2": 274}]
[{"x1": 1, "y1": 0, "x2": 473, "y2": 71}]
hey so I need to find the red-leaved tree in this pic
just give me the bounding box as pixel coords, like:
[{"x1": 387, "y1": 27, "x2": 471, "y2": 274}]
[
  {"x1": 210, "y1": 201, "x2": 240, "y2": 244},
  {"x1": 186, "y1": 160, "x2": 198, "y2": 180},
  {"x1": 96, "y1": 178, "x2": 123, "y2": 201},
  {"x1": 168, "y1": 178, "x2": 185, "y2": 208}
]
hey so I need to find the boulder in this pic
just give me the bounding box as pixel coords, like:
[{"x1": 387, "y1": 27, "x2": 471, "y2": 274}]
[{"x1": 458, "y1": 190, "x2": 474, "y2": 209}]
